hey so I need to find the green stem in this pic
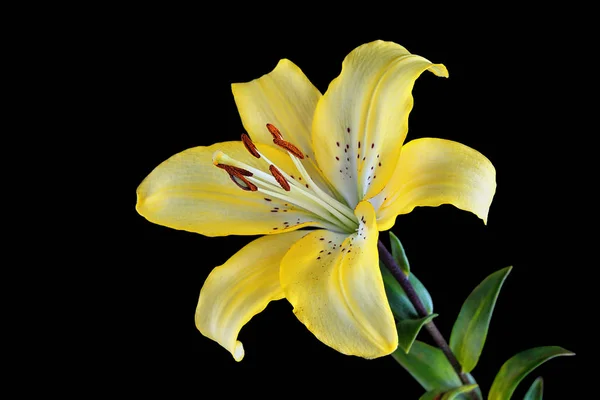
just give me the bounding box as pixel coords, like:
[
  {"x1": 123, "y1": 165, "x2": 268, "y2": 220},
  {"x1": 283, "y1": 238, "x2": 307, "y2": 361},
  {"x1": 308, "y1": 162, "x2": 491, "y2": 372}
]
[{"x1": 378, "y1": 240, "x2": 477, "y2": 398}]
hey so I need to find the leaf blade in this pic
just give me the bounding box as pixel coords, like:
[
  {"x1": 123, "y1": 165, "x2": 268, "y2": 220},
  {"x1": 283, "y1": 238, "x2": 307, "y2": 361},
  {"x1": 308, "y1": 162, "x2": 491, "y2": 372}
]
[
  {"x1": 442, "y1": 384, "x2": 479, "y2": 400},
  {"x1": 380, "y1": 262, "x2": 433, "y2": 319},
  {"x1": 397, "y1": 314, "x2": 437, "y2": 353},
  {"x1": 389, "y1": 231, "x2": 410, "y2": 275},
  {"x1": 392, "y1": 340, "x2": 462, "y2": 391},
  {"x1": 523, "y1": 377, "x2": 544, "y2": 400},
  {"x1": 418, "y1": 384, "x2": 479, "y2": 400},
  {"x1": 450, "y1": 266, "x2": 512, "y2": 372},
  {"x1": 488, "y1": 346, "x2": 574, "y2": 400}
]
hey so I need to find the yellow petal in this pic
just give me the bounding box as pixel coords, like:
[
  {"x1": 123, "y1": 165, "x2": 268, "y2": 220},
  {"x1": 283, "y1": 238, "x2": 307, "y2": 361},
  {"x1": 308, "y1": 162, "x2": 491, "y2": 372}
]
[
  {"x1": 232, "y1": 59, "x2": 335, "y2": 197},
  {"x1": 312, "y1": 40, "x2": 448, "y2": 207},
  {"x1": 136, "y1": 141, "x2": 331, "y2": 236},
  {"x1": 373, "y1": 138, "x2": 497, "y2": 231},
  {"x1": 280, "y1": 201, "x2": 397, "y2": 358},
  {"x1": 195, "y1": 231, "x2": 308, "y2": 361}
]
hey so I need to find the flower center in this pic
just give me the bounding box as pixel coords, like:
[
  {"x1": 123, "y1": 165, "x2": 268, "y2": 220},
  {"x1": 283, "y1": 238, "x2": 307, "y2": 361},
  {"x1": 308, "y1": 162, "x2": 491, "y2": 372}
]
[{"x1": 213, "y1": 124, "x2": 359, "y2": 233}]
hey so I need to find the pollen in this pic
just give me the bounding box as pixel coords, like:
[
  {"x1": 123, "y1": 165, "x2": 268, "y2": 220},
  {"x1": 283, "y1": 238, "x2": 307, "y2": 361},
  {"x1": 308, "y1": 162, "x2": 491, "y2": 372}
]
[
  {"x1": 228, "y1": 172, "x2": 257, "y2": 191},
  {"x1": 241, "y1": 133, "x2": 260, "y2": 158},
  {"x1": 269, "y1": 164, "x2": 291, "y2": 191},
  {"x1": 273, "y1": 138, "x2": 305, "y2": 159},
  {"x1": 266, "y1": 123, "x2": 283, "y2": 140}
]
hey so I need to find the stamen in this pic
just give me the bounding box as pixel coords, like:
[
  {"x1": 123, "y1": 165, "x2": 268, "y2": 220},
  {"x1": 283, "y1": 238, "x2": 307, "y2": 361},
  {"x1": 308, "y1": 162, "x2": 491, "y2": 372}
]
[
  {"x1": 269, "y1": 165, "x2": 291, "y2": 191},
  {"x1": 216, "y1": 164, "x2": 253, "y2": 177},
  {"x1": 266, "y1": 122, "x2": 304, "y2": 159},
  {"x1": 229, "y1": 173, "x2": 257, "y2": 191},
  {"x1": 273, "y1": 138, "x2": 304, "y2": 159},
  {"x1": 266, "y1": 123, "x2": 283, "y2": 140},
  {"x1": 213, "y1": 144, "x2": 358, "y2": 232},
  {"x1": 215, "y1": 163, "x2": 257, "y2": 191},
  {"x1": 241, "y1": 133, "x2": 260, "y2": 158},
  {"x1": 285, "y1": 150, "x2": 357, "y2": 227}
]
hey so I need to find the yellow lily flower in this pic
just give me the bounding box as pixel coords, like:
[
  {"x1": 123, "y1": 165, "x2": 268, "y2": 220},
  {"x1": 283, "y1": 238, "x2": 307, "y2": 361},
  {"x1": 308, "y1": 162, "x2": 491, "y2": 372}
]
[{"x1": 136, "y1": 40, "x2": 496, "y2": 361}]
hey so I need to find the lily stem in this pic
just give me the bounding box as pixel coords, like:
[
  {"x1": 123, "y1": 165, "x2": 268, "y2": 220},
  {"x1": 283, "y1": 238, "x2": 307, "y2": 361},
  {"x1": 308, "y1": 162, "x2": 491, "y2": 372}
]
[{"x1": 377, "y1": 240, "x2": 476, "y2": 393}]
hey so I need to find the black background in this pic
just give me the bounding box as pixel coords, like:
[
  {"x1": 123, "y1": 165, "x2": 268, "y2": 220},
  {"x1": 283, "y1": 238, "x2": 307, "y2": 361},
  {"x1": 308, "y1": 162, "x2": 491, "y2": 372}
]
[{"x1": 114, "y1": 11, "x2": 583, "y2": 399}]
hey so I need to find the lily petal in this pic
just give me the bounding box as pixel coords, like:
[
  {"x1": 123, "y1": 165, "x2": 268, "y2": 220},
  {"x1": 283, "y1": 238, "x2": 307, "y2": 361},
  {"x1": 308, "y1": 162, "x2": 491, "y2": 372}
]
[
  {"x1": 195, "y1": 231, "x2": 308, "y2": 361},
  {"x1": 280, "y1": 201, "x2": 397, "y2": 358},
  {"x1": 232, "y1": 59, "x2": 335, "y2": 196},
  {"x1": 136, "y1": 141, "x2": 333, "y2": 236},
  {"x1": 312, "y1": 40, "x2": 448, "y2": 207},
  {"x1": 373, "y1": 138, "x2": 497, "y2": 231}
]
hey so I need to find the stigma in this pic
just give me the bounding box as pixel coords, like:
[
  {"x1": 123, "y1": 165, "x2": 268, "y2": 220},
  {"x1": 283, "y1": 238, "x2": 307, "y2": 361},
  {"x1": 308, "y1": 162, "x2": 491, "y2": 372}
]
[{"x1": 213, "y1": 124, "x2": 359, "y2": 233}]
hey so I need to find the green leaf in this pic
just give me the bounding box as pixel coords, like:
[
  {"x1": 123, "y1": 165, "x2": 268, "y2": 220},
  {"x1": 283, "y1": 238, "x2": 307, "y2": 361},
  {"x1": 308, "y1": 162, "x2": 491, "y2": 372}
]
[
  {"x1": 419, "y1": 384, "x2": 479, "y2": 400},
  {"x1": 389, "y1": 231, "x2": 410, "y2": 275},
  {"x1": 397, "y1": 314, "x2": 438, "y2": 353},
  {"x1": 392, "y1": 340, "x2": 462, "y2": 392},
  {"x1": 419, "y1": 391, "x2": 441, "y2": 400},
  {"x1": 411, "y1": 272, "x2": 433, "y2": 314},
  {"x1": 463, "y1": 373, "x2": 483, "y2": 399},
  {"x1": 450, "y1": 266, "x2": 512, "y2": 373},
  {"x1": 488, "y1": 346, "x2": 574, "y2": 400},
  {"x1": 441, "y1": 384, "x2": 479, "y2": 400},
  {"x1": 380, "y1": 262, "x2": 433, "y2": 320},
  {"x1": 523, "y1": 377, "x2": 543, "y2": 400}
]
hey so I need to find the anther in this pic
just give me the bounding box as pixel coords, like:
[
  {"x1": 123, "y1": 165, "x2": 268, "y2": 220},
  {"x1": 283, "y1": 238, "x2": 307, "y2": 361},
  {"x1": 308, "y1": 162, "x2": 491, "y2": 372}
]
[
  {"x1": 273, "y1": 138, "x2": 305, "y2": 159},
  {"x1": 215, "y1": 164, "x2": 257, "y2": 191},
  {"x1": 228, "y1": 171, "x2": 257, "y2": 191},
  {"x1": 216, "y1": 164, "x2": 253, "y2": 177},
  {"x1": 241, "y1": 133, "x2": 260, "y2": 158},
  {"x1": 269, "y1": 164, "x2": 291, "y2": 191},
  {"x1": 266, "y1": 123, "x2": 283, "y2": 140}
]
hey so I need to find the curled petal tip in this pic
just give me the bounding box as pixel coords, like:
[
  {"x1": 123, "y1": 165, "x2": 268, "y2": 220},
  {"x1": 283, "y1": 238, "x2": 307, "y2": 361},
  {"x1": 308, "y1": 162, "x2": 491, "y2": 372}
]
[
  {"x1": 428, "y1": 63, "x2": 449, "y2": 78},
  {"x1": 233, "y1": 341, "x2": 245, "y2": 361}
]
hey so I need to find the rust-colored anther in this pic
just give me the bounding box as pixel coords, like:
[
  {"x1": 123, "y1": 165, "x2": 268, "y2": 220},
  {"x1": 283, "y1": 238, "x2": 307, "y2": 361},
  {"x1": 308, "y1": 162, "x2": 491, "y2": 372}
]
[
  {"x1": 216, "y1": 164, "x2": 257, "y2": 191},
  {"x1": 215, "y1": 163, "x2": 253, "y2": 177},
  {"x1": 241, "y1": 133, "x2": 260, "y2": 158},
  {"x1": 273, "y1": 138, "x2": 305, "y2": 159},
  {"x1": 269, "y1": 164, "x2": 291, "y2": 191},
  {"x1": 230, "y1": 165, "x2": 253, "y2": 177},
  {"x1": 228, "y1": 173, "x2": 258, "y2": 191},
  {"x1": 266, "y1": 123, "x2": 283, "y2": 140}
]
